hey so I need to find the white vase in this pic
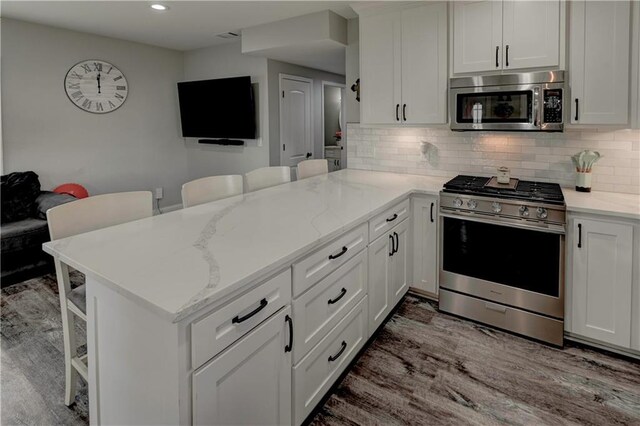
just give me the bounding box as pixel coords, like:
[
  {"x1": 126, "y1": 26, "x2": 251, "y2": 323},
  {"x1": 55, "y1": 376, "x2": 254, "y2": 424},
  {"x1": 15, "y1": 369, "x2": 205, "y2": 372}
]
[{"x1": 576, "y1": 172, "x2": 592, "y2": 192}]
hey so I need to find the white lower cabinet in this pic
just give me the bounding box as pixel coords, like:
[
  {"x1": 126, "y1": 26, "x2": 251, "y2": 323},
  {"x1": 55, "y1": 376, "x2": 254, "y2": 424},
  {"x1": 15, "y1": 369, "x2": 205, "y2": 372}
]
[
  {"x1": 293, "y1": 250, "x2": 367, "y2": 364},
  {"x1": 410, "y1": 195, "x2": 438, "y2": 296},
  {"x1": 293, "y1": 297, "x2": 368, "y2": 425},
  {"x1": 569, "y1": 216, "x2": 635, "y2": 349},
  {"x1": 192, "y1": 307, "x2": 292, "y2": 426},
  {"x1": 368, "y1": 219, "x2": 409, "y2": 334},
  {"x1": 391, "y1": 219, "x2": 409, "y2": 306}
]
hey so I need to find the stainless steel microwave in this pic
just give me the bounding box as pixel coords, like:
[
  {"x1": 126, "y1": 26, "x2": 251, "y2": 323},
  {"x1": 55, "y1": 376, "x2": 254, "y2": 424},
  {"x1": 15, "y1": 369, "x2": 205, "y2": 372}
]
[{"x1": 449, "y1": 71, "x2": 565, "y2": 132}]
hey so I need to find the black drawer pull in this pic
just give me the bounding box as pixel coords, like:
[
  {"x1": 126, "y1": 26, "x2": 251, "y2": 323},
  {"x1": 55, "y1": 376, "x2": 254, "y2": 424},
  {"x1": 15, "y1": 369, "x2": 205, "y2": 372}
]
[
  {"x1": 329, "y1": 246, "x2": 348, "y2": 260},
  {"x1": 430, "y1": 202, "x2": 434, "y2": 223},
  {"x1": 232, "y1": 298, "x2": 268, "y2": 324},
  {"x1": 389, "y1": 234, "x2": 395, "y2": 256},
  {"x1": 328, "y1": 288, "x2": 347, "y2": 305},
  {"x1": 386, "y1": 213, "x2": 398, "y2": 222},
  {"x1": 393, "y1": 232, "x2": 399, "y2": 255},
  {"x1": 577, "y1": 223, "x2": 582, "y2": 248},
  {"x1": 284, "y1": 315, "x2": 293, "y2": 353},
  {"x1": 328, "y1": 341, "x2": 347, "y2": 362}
]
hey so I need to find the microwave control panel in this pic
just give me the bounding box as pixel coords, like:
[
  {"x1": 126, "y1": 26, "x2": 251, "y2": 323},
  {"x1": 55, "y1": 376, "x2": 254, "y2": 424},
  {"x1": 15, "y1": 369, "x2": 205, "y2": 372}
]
[{"x1": 543, "y1": 89, "x2": 563, "y2": 123}]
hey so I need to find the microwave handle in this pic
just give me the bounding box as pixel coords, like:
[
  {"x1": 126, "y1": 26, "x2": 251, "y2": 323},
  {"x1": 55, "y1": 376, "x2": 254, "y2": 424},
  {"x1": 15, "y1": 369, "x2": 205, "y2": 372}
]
[{"x1": 533, "y1": 88, "x2": 541, "y2": 128}]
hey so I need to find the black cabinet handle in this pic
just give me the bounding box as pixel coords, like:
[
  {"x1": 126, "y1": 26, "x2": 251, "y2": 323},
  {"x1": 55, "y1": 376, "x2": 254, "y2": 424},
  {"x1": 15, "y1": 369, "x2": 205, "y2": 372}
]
[
  {"x1": 232, "y1": 298, "x2": 268, "y2": 324},
  {"x1": 430, "y1": 202, "x2": 434, "y2": 223},
  {"x1": 495, "y1": 46, "x2": 499, "y2": 67},
  {"x1": 389, "y1": 234, "x2": 395, "y2": 256},
  {"x1": 328, "y1": 246, "x2": 348, "y2": 260},
  {"x1": 328, "y1": 288, "x2": 347, "y2": 305},
  {"x1": 386, "y1": 213, "x2": 398, "y2": 223},
  {"x1": 393, "y1": 232, "x2": 399, "y2": 255},
  {"x1": 396, "y1": 104, "x2": 400, "y2": 121},
  {"x1": 306, "y1": 152, "x2": 312, "y2": 159},
  {"x1": 506, "y1": 45, "x2": 509, "y2": 67},
  {"x1": 328, "y1": 341, "x2": 347, "y2": 362},
  {"x1": 284, "y1": 315, "x2": 293, "y2": 353},
  {"x1": 402, "y1": 104, "x2": 407, "y2": 121},
  {"x1": 577, "y1": 223, "x2": 582, "y2": 248},
  {"x1": 575, "y1": 99, "x2": 579, "y2": 121}
]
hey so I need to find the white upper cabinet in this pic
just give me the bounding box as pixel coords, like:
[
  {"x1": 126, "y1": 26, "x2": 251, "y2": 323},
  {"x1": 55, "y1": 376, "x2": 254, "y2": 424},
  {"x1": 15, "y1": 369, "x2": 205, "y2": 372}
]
[
  {"x1": 571, "y1": 218, "x2": 634, "y2": 348},
  {"x1": 400, "y1": 3, "x2": 448, "y2": 124},
  {"x1": 453, "y1": 1, "x2": 503, "y2": 73},
  {"x1": 570, "y1": 1, "x2": 631, "y2": 125},
  {"x1": 360, "y1": 10, "x2": 401, "y2": 124},
  {"x1": 359, "y1": 2, "x2": 447, "y2": 125},
  {"x1": 502, "y1": 0, "x2": 560, "y2": 69},
  {"x1": 452, "y1": 0, "x2": 561, "y2": 74}
]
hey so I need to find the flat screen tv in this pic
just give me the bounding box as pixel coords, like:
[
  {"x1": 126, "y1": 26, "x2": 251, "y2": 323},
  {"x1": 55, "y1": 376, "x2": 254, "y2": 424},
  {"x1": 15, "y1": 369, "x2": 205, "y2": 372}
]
[{"x1": 177, "y1": 76, "x2": 256, "y2": 139}]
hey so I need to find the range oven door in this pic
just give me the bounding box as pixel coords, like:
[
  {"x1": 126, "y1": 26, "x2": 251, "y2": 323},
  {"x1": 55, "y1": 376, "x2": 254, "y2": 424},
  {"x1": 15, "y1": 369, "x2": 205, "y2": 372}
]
[{"x1": 439, "y1": 214, "x2": 564, "y2": 319}]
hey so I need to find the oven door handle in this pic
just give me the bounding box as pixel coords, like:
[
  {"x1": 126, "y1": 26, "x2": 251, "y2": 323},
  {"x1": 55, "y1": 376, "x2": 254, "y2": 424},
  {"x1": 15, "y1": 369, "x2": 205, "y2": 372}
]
[{"x1": 439, "y1": 211, "x2": 566, "y2": 235}]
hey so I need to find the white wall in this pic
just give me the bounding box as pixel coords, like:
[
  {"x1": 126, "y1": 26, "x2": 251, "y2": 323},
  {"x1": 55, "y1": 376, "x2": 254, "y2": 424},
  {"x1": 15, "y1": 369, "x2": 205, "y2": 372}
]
[
  {"x1": 267, "y1": 59, "x2": 344, "y2": 165},
  {"x1": 1, "y1": 19, "x2": 188, "y2": 207},
  {"x1": 182, "y1": 42, "x2": 269, "y2": 181}
]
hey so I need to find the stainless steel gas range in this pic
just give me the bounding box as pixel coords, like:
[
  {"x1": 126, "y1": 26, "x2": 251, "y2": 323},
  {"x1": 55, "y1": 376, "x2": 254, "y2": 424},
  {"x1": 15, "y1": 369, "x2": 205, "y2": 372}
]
[{"x1": 438, "y1": 175, "x2": 566, "y2": 346}]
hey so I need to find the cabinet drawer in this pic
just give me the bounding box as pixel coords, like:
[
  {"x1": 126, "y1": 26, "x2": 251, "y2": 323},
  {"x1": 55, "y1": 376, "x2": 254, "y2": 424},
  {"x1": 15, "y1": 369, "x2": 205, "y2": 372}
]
[
  {"x1": 369, "y1": 199, "x2": 409, "y2": 242},
  {"x1": 191, "y1": 269, "x2": 291, "y2": 369},
  {"x1": 293, "y1": 250, "x2": 367, "y2": 363},
  {"x1": 293, "y1": 223, "x2": 368, "y2": 297},
  {"x1": 293, "y1": 296, "x2": 368, "y2": 425}
]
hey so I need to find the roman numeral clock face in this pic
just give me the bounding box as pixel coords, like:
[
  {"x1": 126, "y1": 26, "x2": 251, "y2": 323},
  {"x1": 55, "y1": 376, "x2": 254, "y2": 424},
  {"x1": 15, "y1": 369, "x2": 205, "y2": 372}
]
[{"x1": 64, "y1": 60, "x2": 128, "y2": 113}]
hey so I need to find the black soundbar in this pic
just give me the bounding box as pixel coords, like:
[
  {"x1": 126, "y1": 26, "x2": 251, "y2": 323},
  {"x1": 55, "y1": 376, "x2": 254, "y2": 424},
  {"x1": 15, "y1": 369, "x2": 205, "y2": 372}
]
[{"x1": 198, "y1": 139, "x2": 244, "y2": 146}]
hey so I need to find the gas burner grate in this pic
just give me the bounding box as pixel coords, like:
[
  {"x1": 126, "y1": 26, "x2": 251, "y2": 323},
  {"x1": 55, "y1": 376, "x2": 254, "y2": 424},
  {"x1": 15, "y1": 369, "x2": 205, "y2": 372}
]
[{"x1": 443, "y1": 175, "x2": 565, "y2": 205}]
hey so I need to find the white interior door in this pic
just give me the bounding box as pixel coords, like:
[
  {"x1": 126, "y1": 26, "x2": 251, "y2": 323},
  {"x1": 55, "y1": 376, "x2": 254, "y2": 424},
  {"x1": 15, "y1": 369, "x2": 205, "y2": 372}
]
[{"x1": 280, "y1": 76, "x2": 312, "y2": 167}]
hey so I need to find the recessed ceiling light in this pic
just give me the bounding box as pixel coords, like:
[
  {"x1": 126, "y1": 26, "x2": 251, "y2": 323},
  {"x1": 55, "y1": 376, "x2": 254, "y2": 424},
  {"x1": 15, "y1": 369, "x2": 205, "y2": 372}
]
[{"x1": 150, "y1": 4, "x2": 168, "y2": 11}]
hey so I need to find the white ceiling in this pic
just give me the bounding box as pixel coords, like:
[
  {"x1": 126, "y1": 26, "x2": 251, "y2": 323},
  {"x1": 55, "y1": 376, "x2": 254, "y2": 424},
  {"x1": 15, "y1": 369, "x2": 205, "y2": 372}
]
[{"x1": 0, "y1": 1, "x2": 358, "y2": 51}]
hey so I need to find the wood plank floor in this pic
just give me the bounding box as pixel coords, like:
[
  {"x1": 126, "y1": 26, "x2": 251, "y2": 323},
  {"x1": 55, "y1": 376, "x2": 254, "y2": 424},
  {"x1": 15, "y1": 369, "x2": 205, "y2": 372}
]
[{"x1": 2, "y1": 274, "x2": 639, "y2": 425}]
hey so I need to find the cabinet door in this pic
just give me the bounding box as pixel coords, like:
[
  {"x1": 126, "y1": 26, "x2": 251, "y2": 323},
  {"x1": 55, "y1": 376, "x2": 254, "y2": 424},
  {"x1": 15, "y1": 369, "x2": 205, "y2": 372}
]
[
  {"x1": 401, "y1": 2, "x2": 447, "y2": 124},
  {"x1": 391, "y1": 219, "x2": 409, "y2": 305},
  {"x1": 368, "y1": 231, "x2": 393, "y2": 334},
  {"x1": 570, "y1": 1, "x2": 631, "y2": 124},
  {"x1": 360, "y1": 10, "x2": 402, "y2": 124},
  {"x1": 411, "y1": 196, "x2": 438, "y2": 296},
  {"x1": 453, "y1": 0, "x2": 503, "y2": 73},
  {"x1": 193, "y1": 307, "x2": 292, "y2": 426},
  {"x1": 502, "y1": 0, "x2": 560, "y2": 70},
  {"x1": 572, "y1": 219, "x2": 633, "y2": 348}
]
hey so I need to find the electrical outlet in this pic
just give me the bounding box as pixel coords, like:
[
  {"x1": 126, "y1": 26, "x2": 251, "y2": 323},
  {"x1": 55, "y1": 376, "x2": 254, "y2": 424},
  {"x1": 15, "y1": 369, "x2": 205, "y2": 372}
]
[{"x1": 154, "y1": 187, "x2": 163, "y2": 200}]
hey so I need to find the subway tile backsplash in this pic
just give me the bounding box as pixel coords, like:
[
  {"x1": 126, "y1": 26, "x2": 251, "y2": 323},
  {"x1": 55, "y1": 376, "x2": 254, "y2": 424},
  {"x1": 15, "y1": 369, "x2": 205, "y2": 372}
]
[{"x1": 346, "y1": 124, "x2": 640, "y2": 194}]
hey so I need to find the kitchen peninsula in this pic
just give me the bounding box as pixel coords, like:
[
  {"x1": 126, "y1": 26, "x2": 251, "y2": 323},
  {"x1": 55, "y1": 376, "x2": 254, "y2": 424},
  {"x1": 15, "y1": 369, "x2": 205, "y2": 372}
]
[{"x1": 43, "y1": 169, "x2": 447, "y2": 425}]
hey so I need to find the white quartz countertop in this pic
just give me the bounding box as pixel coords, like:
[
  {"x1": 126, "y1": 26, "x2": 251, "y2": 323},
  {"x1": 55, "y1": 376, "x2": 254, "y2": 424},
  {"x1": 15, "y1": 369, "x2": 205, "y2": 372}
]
[
  {"x1": 43, "y1": 170, "x2": 448, "y2": 323},
  {"x1": 563, "y1": 188, "x2": 640, "y2": 220}
]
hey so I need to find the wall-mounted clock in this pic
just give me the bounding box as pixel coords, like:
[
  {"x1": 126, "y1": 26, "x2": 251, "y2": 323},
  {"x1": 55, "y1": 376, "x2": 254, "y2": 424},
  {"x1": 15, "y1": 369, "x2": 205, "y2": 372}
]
[{"x1": 64, "y1": 60, "x2": 128, "y2": 114}]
